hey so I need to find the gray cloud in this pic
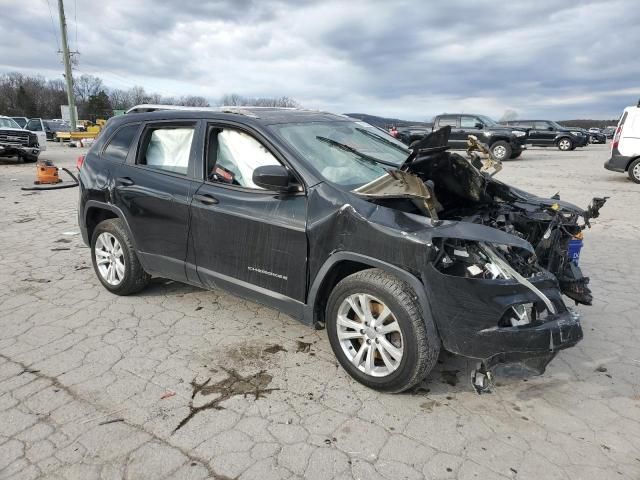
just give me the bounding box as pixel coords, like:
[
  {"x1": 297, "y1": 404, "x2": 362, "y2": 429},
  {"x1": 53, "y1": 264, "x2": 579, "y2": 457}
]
[{"x1": 1, "y1": 0, "x2": 639, "y2": 119}]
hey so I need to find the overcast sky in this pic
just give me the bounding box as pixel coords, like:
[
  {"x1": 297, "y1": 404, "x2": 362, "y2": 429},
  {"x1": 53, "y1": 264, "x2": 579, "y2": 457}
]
[{"x1": 1, "y1": 0, "x2": 638, "y2": 120}]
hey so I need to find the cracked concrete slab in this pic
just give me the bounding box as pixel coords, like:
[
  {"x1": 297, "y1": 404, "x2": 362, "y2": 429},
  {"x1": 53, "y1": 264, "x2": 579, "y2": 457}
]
[{"x1": 0, "y1": 143, "x2": 638, "y2": 479}]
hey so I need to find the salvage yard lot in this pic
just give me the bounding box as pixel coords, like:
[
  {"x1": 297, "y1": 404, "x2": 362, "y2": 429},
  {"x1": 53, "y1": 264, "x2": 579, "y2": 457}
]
[{"x1": 0, "y1": 143, "x2": 638, "y2": 479}]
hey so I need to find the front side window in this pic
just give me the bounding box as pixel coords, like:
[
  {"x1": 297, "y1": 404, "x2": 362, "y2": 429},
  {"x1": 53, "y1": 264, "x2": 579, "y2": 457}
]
[
  {"x1": 270, "y1": 120, "x2": 409, "y2": 188},
  {"x1": 460, "y1": 116, "x2": 480, "y2": 128},
  {"x1": 103, "y1": 124, "x2": 139, "y2": 162},
  {"x1": 535, "y1": 121, "x2": 550, "y2": 130},
  {"x1": 207, "y1": 128, "x2": 280, "y2": 189},
  {"x1": 138, "y1": 126, "x2": 194, "y2": 175}
]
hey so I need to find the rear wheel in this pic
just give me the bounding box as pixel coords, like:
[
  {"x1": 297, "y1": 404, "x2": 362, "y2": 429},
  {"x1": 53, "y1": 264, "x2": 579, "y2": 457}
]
[
  {"x1": 628, "y1": 158, "x2": 640, "y2": 184},
  {"x1": 490, "y1": 141, "x2": 511, "y2": 161},
  {"x1": 326, "y1": 269, "x2": 440, "y2": 393},
  {"x1": 509, "y1": 151, "x2": 522, "y2": 159},
  {"x1": 557, "y1": 137, "x2": 573, "y2": 151},
  {"x1": 91, "y1": 219, "x2": 150, "y2": 295}
]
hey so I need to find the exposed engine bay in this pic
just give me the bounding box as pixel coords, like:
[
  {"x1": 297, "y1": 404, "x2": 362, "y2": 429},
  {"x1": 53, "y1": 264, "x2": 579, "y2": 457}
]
[{"x1": 355, "y1": 126, "x2": 607, "y2": 307}]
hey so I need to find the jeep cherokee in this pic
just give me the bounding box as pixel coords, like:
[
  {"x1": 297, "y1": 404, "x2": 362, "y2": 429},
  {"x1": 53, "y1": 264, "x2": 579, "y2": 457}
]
[{"x1": 77, "y1": 106, "x2": 606, "y2": 392}]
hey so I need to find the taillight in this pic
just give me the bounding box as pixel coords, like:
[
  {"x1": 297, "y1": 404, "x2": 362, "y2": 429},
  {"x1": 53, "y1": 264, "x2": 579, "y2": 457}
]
[
  {"x1": 612, "y1": 112, "x2": 628, "y2": 151},
  {"x1": 612, "y1": 127, "x2": 622, "y2": 150},
  {"x1": 76, "y1": 155, "x2": 85, "y2": 170}
]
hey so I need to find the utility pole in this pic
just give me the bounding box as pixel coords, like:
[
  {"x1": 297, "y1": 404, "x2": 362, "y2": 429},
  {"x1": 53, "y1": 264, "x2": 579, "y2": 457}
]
[{"x1": 57, "y1": 0, "x2": 77, "y2": 131}]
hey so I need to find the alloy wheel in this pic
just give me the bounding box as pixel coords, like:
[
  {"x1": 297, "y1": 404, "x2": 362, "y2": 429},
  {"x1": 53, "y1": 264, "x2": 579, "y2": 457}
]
[
  {"x1": 633, "y1": 162, "x2": 640, "y2": 182},
  {"x1": 559, "y1": 139, "x2": 571, "y2": 150},
  {"x1": 336, "y1": 294, "x2": 404, "y2": 377},
  {"x1": 492, "y1": 145, "x2": 507, "y2": 160},
  {"x1": 94, "y1": 232, "x2": 126, "y2": 286}
]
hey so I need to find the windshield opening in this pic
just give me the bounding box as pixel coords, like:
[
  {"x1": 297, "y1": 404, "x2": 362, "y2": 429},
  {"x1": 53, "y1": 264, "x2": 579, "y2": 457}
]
[
  {"x1": 270, "y1": 120, "x2": 409, "y2": 189},
  {"x1": 477, "y1": 115, "x2": 498, "y2": 127}
]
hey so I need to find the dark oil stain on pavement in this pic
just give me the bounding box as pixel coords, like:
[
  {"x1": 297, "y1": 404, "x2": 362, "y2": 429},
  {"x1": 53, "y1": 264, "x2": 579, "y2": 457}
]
[
  {"x1": 173, "y1": 368, "x2": 278, "y2": 433},
  {"x1": 296, "y1": 341, "x2": 312, "y2": 353}
]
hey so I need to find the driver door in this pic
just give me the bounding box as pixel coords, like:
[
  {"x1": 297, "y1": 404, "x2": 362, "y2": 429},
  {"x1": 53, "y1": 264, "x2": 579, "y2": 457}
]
[{"x1": 189, "y1": 124, "x2": 308, "y2": 311}]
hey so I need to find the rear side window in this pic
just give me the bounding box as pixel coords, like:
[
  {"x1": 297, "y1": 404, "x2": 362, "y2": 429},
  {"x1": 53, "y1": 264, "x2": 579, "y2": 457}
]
[
  {"x1": 138, "y1": 125, "x2": 195, "y2": 175},
  {"x1": 437, "y1": 117, "x2": 458, "y2": 128},
  {"x1": 103, "y1": 124, "x2": 139, "y2": 161}
]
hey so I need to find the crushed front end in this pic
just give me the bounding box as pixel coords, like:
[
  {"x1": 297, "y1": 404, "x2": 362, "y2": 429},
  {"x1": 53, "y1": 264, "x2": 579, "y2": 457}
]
[
  {"x1": 425, "y1": 240, "x2": 583, "y2": 377},
  {"x1": 355, "y1": 126, "x2": 607, "y2": 379}
]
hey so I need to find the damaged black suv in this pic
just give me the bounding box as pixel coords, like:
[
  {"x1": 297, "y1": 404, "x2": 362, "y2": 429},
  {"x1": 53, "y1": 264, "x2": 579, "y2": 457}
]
[{"x1": 78, "y1": 106, "x2": 606, "y2": 393}]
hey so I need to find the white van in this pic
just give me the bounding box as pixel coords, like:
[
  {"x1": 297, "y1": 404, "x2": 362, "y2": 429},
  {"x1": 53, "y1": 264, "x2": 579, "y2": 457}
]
[{"x1": 605, "y1": 102, "x2": 640, "y2": 183}]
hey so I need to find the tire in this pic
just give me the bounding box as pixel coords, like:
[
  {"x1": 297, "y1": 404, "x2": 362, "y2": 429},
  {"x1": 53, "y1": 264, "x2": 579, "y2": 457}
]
[
  {"x1": 557, "y1": 137, "x2": 573, "y2": 151},
  {"x1": 90, "y1": 218, "x2": 150, "y2": 295},
  {"x1": 21, "y1": 154, "x2": 38, "y2": 163},
  {"x1": 628, "y1": 158, "x2": 640, "y2": 184},
  {"x1": 326, "y1": 268, "x2": 440, "y2": 393},
  {"x1": 490, "y1": 140, "x2": 511, "y2": 161},
  {"x1": 509, "y1": 151, "x2": 522, "y2": 159}
]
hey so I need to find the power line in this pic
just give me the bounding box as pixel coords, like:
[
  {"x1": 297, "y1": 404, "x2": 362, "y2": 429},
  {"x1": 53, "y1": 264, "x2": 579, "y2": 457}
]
[
  {"x1": 74, "y1": 0, "x2": 78, "y2": 52},
  {"x1": 45, "y1": 0, "x2": 60, "y2": 52}
]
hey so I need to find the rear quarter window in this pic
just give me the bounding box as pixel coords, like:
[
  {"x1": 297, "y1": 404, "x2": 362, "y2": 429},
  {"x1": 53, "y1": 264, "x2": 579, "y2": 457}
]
[{"x1": 102, "y1": 124, "x2": 140, "y2": 161}]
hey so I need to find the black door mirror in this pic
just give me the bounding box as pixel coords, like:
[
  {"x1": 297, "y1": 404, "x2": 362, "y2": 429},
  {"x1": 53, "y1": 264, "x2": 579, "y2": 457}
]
[
  {"x1": 474, "y1": 122, "x2": 484, "y2": 129},
  {"x1": 547, "y1": 126, "x2": 554, "y2": 131},
  {"x1": 252, "y1": 165, "x2": 293, "y2": 192}
]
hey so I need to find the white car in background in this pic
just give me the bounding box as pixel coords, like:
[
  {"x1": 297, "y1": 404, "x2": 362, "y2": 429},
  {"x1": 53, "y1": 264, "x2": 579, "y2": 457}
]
[
  {"x1": 605, "y1": 101, "x2": 640, "y2": 183},
  {"x1": 0, "y1": 116, "x2": 44, "y2": 162}
]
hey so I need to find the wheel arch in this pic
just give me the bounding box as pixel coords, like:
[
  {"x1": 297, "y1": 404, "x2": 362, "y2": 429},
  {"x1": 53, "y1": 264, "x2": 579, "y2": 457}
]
[
  {"x1": 304, "y1": 252, "x2": 433, "y2": 330},
  {"x1": 83, "y1": 201, "x2": 139, "y2": 252},
  {"x1": 625, "y1": 155, "x2": 640, "y2": 172}
]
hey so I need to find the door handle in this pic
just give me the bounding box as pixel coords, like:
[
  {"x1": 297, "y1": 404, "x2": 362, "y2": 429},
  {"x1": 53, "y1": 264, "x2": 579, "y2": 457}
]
[
  {"x1": 116, "y1": 177, "x2": 134, "y2": 186},
  {"x1": 194, "y1": 193, "x2": 219, "y2": 205}
]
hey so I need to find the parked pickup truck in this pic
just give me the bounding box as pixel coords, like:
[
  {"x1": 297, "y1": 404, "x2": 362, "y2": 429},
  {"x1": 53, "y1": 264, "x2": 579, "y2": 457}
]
[
  {"x1": 0, "y1": 116, "x2": 43, "y2": 162},
  {"x1": 432, "y1": 114, "x2": 527, "y2": 160}
]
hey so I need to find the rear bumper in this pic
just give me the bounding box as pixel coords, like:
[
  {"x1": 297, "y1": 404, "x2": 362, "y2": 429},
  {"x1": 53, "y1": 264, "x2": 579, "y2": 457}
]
[{"x1": 605, "y1": 153, "x2": 630, "y2": 172}]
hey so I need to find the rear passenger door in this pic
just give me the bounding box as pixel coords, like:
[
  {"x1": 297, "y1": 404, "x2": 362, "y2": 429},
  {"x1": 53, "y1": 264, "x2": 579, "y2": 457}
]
[
  {"x1": 189, "y1": 123, "x2": 308, "y2": 310},
  {"x1": 531, "y1": 121, "x2": 554, "y2": 145},
  {"x1": 111, "y1": 121, "x2": 203, "y2": 282},
  {"x1": 436, "y1": 116, "x2": 462, "y2": 148},
  {"x1": 459, "y1": 116, "x2": 483, "y2": 147}
]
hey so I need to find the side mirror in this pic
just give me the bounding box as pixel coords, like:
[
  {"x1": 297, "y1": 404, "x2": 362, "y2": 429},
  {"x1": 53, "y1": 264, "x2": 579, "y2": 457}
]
[
  {"x1": 252, "y1": 165, "x2": 294, "y2": 192},
  {"x1": 474, "y1": 122, "x2": 484, "y2": 129},
  {"x1": 547, "y1": 126, "x2": 554, "y2": 131}
]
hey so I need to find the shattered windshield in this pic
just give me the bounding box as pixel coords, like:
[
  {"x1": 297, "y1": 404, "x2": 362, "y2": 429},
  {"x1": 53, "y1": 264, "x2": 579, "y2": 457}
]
[{"x1": 271, "y1": 121, "x2": 409, "y2": 188}]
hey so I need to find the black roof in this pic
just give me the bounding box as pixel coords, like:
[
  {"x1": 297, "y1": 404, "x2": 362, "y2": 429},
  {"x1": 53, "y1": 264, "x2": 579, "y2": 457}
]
[{"x1": 120, "y1": 107, "x2": 350, "y2": 127}]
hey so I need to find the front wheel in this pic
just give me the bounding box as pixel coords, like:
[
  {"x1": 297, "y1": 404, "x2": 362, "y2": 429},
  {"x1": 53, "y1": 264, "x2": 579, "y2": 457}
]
[
  {"x1": 91, "y1": 219, "x2": 150, "y2": 295},
  {"x1": 490, "y1": 141, "x2": 512, "y2": 161},
  {"x1": 509, "y1": 151, "x2": 522, "y2": 159},
  {"x1": 628, "y1": 158, "x2": 640, "y2": 184},
  {"x1": 557, "y1": 137, "x2": 573, "y2": 151},
  {"x1": 326, "y1": 269, "x2": 440, "y2": 393}
]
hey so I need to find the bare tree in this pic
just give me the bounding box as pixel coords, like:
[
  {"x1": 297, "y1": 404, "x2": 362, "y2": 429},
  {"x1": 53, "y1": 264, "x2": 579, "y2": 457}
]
[
  {"x1": 108, "y1": 89, "x2": 131, "y2": 110},
  {"x1": 74, "y1": 74, "x2": 105, "y2": 104},
  {"x1": 499, "y1": 109, "x2": 518, "y2": 122},
  {"x1": 219, "y1": 93, "x2": 300, "y2": 108},
  {"x1": 178, "y1": 95, "x2": 210, "y2": 107}
]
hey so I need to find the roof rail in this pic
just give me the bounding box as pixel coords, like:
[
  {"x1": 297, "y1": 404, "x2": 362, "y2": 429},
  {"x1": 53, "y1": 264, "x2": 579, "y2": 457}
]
[{"x1": 125, "y1": 104, "x2": 261, "y2": 118}]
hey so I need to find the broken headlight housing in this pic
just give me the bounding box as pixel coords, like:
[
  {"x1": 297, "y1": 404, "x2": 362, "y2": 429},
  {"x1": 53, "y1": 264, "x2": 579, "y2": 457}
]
[{"x1": 434, "y1": 240, "x2": 558, "y2": 326}]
